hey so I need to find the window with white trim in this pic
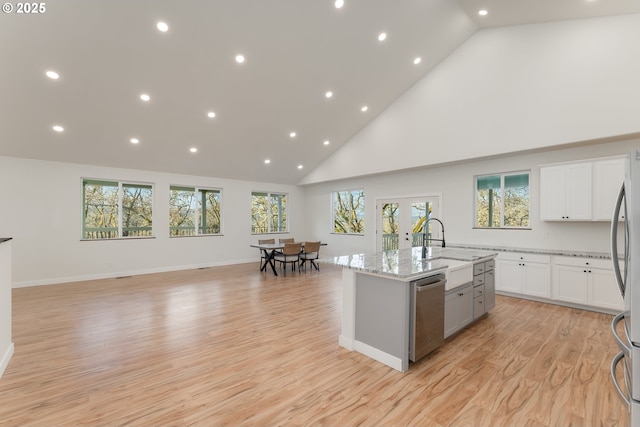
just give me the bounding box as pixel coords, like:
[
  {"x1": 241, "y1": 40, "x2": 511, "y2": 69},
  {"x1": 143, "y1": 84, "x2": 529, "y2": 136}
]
[
  {"x1": 475, "y1": 172, "x2": 530, "y2": 228},
  {"x1": 251, "y1": 191, "x2": 287, "y2": 234},
  {"x1": 169, "y1": 186, "x2": 222, "y2": 236},
  {"x1": 82, "y1": 179, "x2": 154, "y2": 239},
  {"x1": 332, "y1": 189, "x2": 365, "y2": 234}
]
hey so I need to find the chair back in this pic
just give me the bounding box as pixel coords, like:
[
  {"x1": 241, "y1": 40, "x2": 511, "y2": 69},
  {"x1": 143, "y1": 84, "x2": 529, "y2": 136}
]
[
  {"x1": 282, "y1": 242, "x2": 302, "y2": 255},
  {"x1": 259, "y1": 238, "x2": 275, "y2": 244},
  {"x1": 279, "y1": 238, "x2": 294, "y2": 243},
  {"x1": 303, "y1": 241, "x2": 321, "y2": 254}
]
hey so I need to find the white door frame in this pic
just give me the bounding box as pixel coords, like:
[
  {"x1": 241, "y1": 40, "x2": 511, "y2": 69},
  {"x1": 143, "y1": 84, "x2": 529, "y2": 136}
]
[{"x1": 376, "y1": 193, "x2": 442, "y2": 253}]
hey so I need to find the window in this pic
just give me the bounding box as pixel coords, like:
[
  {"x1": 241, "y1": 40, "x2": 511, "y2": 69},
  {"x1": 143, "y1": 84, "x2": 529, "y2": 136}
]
[
  {"x1": 475, "y1": 172, "x2": 530, "y2": 228},
  {"x1": 333, "y1": 189, "x2": 365, "y2": 234},
  {"x1": 251, "y1": 192, "x2": 287, "y2": 234},
  {"x1": 169, "y1": 186, "x2": 222, "y2": 236},
  {"x1": 82, "y1": 179, "x2": 153, "y2": 239}
]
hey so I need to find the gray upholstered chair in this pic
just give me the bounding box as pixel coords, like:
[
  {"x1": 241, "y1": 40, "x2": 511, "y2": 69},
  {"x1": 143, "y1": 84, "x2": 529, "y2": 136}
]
[
  {"x1": 299, "y1": 241, "x2": 321, "y2": 271},
  {"x1": 274, "y1": 242, "x2": 302, "y2": 275}
]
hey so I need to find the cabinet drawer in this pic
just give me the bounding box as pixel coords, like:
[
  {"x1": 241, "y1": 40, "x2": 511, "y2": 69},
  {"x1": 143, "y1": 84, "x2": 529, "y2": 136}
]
[
  {"x1": 474, "y1": 284, "x2": 485, "y2": 297},
  {"x1": 474, "y1": 295, "x2": 485, "y2": 319},
  {"x1": 552, "y1": 255, "x2": 613, "y2": 270},
  {"x1": 473, "y1": 275, "x2": 485, "y2": 286},
  {"x1": 485, "y1": 259, "x2": 495, "y2": 271},
  {"x1": 473, "y1": 263, "x2": 485, "y2": 275},
  {"x1": 498, "y1": 252, "x2": 551, "y2": 264}
]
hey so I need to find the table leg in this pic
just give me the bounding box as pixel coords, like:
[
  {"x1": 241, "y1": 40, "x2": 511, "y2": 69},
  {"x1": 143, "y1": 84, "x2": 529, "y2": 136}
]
[
  {"x1": 260, "y1": 249, "x2": 278, "y2": 276},
  {"x1": 268, "y1": 250, "x2": 278, "y2": 276}
]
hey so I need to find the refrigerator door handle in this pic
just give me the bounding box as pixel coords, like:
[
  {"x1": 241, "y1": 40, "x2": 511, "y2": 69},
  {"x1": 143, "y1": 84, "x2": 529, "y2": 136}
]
[
  {"x1": 611, "y1": 183, "x2": 626, "y2": 298},
  {"x1": 612, "y1": 351, "x2": 631, "y2": 406},
  {"x1": 612, "y1": 312, "x2": 631, "y2": 356}
]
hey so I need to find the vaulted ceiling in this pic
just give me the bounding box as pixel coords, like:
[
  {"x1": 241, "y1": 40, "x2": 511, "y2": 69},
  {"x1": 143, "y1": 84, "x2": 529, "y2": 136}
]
[{"x1": 2, "y1": 0, "x2": 639, "y2": 184}]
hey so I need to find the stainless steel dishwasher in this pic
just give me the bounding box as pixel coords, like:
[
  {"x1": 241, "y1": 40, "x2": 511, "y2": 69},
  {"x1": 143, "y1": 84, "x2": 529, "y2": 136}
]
[{"x1": 410, "y1": 273, "x2": 446, "y2": 362}]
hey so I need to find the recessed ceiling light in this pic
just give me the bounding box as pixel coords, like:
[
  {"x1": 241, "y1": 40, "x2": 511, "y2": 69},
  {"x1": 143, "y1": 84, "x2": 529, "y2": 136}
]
[
  {"x1": 334, "y1": 0, "x2": 344, "y2": 8},
  {"x1": 289, "y1": 132, "x2": 297, "y2": 138},
  {"x1": 325, "y1": 91, "x2": 333, "y2": 98},
  {"x1": 52, "y1": 125, "x2": 64, "y2": 132},
  {"x1": 264, "y1": 159, "x2": 271, "y2": 164},
  {"x1": 323, "y1": 140, "x2": 330, "y2": 146},
  {"x1": 130, "y1": 138, "x2": 139, "y2": 144},
  {"x1": 297, "y1": 165, "x2": 303, "y2": 170},
  {"x1": 361, "y1": 106, "x2": 368, "y2": 112},
  {"x1": 45, "y1": 70, "x2": 59, "y2": 79},
  {"x1": 207, "y1": 111, "x2": 216, "y2": 118},
  {"x1": 413, "y1": 57, "x2": 422, "y2": 65},
  {"x1": 140, "y1": 94, "x2": 150, "y2": 101},
  {"x1": 378, "y1": 33, "x2": 387, "y2": 42},
  {"x1": 156, "y1": 21, "x2": 169, "y2": 32},
  {"x1": 190, "y1": 147, "x2": 197, "y2": 153},
  {"x1": 478, "y1": 9, "x2": 488, "y2": 16},
  {"x1": 235, "y1": 54, "x2": 245, "y2": 63}
]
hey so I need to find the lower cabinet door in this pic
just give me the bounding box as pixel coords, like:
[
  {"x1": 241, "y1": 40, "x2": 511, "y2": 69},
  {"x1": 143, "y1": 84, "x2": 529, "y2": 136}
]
[
  {"x1": 522, "y1": 262, "x2": 551, "y2": 298},
  {"x1": 459, "y1": 286, "x2": 474, "y2": 327},
  {"x1": 444, "y1": 292, "x2": 458, "y2": 338},
  {"x1": 589, "y1": 268, "x2": 624, "y2": 311},
  {"x1": 552, "y1": 264, "x2": 588, "y2": 304}
]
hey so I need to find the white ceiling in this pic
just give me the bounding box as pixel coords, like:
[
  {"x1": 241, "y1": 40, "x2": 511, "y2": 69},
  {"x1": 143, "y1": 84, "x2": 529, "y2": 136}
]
[{"x1": 2, "y1": 0, "x2": 639, "y2": 185}]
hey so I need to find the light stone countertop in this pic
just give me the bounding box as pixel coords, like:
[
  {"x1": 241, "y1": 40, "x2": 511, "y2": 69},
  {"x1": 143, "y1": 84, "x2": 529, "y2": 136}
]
[
  {"x1": 320, "y1": 246, "x2": 497, "y2": 281},
  {"x1": 447, "y1": 243, "x2": 613, "y2": 259}
]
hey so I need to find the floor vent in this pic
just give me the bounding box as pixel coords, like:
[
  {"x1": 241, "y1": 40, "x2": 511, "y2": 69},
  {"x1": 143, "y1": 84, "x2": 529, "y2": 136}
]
[{"x1": 115, "y1": 275, "x2": 132, "y2": 279}]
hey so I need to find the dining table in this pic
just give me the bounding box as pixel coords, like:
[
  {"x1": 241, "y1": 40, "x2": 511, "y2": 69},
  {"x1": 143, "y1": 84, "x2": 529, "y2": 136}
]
[{"x1": 250, "y1": 242, "x2": 326, "y2": 276}]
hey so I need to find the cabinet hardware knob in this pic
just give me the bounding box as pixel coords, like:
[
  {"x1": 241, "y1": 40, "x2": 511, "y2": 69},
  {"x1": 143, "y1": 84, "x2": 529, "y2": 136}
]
[
  {"x1": 588, "y1": 270, "x2": 592, "y2": 273},
  {"x1": 584, "y1": 270, "x2": 587, "y2": 273}
]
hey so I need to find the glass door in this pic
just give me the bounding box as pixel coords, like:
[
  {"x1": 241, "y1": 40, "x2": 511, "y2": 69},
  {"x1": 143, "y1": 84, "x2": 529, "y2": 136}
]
[{"x1": 377, "y1": 196, "x2": 441, "y2": 252}]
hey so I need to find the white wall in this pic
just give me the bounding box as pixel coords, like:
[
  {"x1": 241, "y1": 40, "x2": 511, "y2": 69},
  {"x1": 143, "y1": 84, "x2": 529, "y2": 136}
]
[
  {"x1": 0, "y1": 156, "x2": 306, "y2": 286},
  {"x1": 303, "y1": 136, "x2": 640, "y2": 259},
  {"x1": 300, "y1": 14, "x2": 640, "y2": 185}
]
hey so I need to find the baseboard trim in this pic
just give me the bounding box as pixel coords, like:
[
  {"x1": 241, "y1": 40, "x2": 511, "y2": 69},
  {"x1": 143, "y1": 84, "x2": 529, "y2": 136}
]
[
  {"x1": 353, "y1": 340, "x2": 404, "y2": 372},
  {"x1": 12, "y1": 258, "x2": 256, "y2": 288}
]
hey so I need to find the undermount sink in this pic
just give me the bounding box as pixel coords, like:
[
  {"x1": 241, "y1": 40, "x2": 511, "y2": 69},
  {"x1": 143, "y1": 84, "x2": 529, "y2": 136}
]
[{"x1": 441, "y1": 259, "x2": 473, "y2": 290}]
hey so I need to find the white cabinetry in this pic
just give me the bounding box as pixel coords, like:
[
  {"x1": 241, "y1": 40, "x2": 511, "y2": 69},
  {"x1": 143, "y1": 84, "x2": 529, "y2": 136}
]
[
  {"x1": 444, "y1": 284, "x2": 473, "y2": 339},
  {"x1": 551, "y1": 256, "x2": 623, "y2": 311},
  {"x1": 540, "y1": 156, "x2": 626, "y2": 222},
  {"x1": 593, "y1": 157, "x2": 626, "y2": 221},
  {"x1": 495, "y1": 252, "x2": 551, "y2": 298},
  {"x1": 540, "y1": 162, "x2": 592, "y2": 221}
]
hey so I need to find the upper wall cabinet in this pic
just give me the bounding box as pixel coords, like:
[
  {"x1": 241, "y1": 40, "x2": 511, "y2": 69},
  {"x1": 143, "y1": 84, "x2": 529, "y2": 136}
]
[
  {"x1": 540, "y1": 162, "x2": 592, "y2": 221},
  {"x1": 540, "y1": 156, "x2": 626, "y2": 222},
  {"x1": 593, "y1": 157, "x2": 626, "y2": 221}
]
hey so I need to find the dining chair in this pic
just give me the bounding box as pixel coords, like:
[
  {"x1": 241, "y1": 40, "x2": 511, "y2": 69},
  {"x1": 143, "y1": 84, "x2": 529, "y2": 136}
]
[
  {"x1": 299, "y1": 241, "x2": 321, "y2": 271},
  {"x1": 274, "y1": 242, "x2": 302, "y2": 275},
  {"x1": 258, "y1": 238, "x2": 275, "y2": 268},
  {"x1": 279, "y1": 238, "x2": 294, "y2": 243}
]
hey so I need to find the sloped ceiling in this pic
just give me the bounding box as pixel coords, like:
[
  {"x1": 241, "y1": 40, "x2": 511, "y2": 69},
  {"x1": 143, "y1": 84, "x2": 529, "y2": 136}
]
[{"x1": 1, "y1": 0, "x2": 639, "y2": 185}]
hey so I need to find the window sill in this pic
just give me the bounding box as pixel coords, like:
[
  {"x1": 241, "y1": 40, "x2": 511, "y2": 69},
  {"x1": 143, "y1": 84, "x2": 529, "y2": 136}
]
[
  {"x1": 170, "y1": 234, "x2": 223, "y2": 238},
  {"x1": 472, "y1": 227, "x2": 532, "y2": 230},
  {"x1": 81, "y1": 236, "x2": 156, "y2": 241}
]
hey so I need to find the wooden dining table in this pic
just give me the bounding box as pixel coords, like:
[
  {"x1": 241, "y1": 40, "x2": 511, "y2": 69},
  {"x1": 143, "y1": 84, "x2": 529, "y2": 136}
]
[{"x1": 250, "y1": 242, "x2": 326, "y2": 276}]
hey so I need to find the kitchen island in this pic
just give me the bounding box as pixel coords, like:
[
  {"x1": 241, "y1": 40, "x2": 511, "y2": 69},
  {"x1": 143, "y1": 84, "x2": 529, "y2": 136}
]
[{"x1": 322, "y1": 246, "x2": 497, "y2": 372}]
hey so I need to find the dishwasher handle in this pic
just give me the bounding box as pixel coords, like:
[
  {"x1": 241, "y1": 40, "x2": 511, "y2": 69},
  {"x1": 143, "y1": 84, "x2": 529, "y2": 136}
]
[{"x1": 415, "y1": 278, "x2": 445, "y2": 292}]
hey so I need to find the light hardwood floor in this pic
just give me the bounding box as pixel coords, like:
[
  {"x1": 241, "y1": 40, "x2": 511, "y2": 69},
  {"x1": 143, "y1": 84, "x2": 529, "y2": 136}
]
[{"x1": 0, "y1": 263, "x2": 630, "y2": 426}]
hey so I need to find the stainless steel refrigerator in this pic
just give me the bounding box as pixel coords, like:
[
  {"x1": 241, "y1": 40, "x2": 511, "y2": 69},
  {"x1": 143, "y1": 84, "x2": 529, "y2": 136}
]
[{"x1": 611, "y1": 150, "x2": 640, "y2": 425}]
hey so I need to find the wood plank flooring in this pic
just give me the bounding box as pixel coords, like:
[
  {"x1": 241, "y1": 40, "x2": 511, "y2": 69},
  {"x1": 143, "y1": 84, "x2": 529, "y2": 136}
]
[{"x1": 0, "y1": 263, "x2": 630, "y2": 426}]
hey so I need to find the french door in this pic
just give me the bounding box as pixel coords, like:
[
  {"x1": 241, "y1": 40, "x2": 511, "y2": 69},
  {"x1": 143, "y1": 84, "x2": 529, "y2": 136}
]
[{"x1": 376, "y1": 195, "x2": 441, "y2": 252}]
